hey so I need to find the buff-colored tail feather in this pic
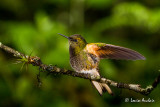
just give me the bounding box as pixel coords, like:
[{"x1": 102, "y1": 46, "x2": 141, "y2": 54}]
[{"x1": 91, "y1": 80, "x2": 113, "y2": 95}]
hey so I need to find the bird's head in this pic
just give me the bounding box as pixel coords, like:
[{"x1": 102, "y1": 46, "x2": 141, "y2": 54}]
[{"x1": 58, "y1": 33, "x2": 87, "y2": 49}]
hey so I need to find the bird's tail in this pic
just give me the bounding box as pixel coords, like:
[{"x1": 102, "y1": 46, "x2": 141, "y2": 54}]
[{"x1": 91, "y1": 80, "x2": 113, "y2": 95}]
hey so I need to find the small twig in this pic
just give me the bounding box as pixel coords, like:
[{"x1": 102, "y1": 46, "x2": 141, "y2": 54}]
[
  {"x1": 37, "y1": 71, "x2": 42, "y2": 87},
  {"x1": 0, "y1": 42, "x2": 159, "y2": 95}
]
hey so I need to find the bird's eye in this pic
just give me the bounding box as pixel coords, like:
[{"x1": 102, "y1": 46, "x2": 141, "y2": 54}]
[
  {"x1": 71, "y1": 39, "x2": 77, "y2": 42},
  {"x1": 69, "y1": 38, "x2": 78, "y2": 42},
  {"x1": 73, "y1": 39, "x2": 78, "y2": 42}
]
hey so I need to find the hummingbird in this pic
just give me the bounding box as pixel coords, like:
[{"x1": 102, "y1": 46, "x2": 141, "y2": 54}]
[{"x1": 58, "y1": 33, "x2": 145, "y2": 95}]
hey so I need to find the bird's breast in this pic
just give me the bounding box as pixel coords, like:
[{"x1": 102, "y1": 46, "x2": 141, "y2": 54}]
[{"x1": 69, "y1": 49, "x2": 100, "y2": 72}]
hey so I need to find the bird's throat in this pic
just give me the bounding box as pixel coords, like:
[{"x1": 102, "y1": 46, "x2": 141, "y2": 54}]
[{"x1": 69, "y1": 45, "x2": 84, "y2": 56}]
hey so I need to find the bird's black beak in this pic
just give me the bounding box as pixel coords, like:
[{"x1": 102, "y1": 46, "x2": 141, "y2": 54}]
[{"x1": 58, "y1": 33, "x2": 69, "y2": 39}]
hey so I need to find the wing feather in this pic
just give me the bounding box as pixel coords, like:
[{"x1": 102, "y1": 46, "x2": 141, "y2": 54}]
[{"x1": 86, "y1": 43, "x2": 145, "y2": 60}]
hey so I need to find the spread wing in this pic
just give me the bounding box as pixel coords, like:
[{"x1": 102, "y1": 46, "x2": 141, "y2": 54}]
[{"x1": 86, "y1": 43, "x2": 145, "y2": 60}]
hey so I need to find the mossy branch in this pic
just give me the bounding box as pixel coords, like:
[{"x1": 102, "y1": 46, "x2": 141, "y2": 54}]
[{"x1": 0, "y1": 42, "x2": 159, "y2": 95}]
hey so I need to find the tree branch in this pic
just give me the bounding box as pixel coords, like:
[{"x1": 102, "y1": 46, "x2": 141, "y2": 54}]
[{"x1": 0, "y1": 42, "x2": 159, "y2": 95}]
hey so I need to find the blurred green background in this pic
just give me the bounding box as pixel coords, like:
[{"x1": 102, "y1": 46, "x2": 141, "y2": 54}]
[{"x1": 0, "y1": 0, "x2": 160, "y2": 107}]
